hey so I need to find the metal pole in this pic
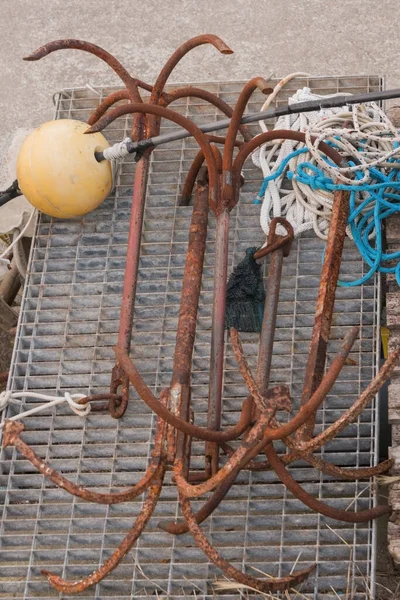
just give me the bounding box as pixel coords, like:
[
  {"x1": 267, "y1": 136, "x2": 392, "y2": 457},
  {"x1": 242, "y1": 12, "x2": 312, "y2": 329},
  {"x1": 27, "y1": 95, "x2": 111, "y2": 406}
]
[{"x1": 95, "y1": 86, "x2": 400, "y2": 160}]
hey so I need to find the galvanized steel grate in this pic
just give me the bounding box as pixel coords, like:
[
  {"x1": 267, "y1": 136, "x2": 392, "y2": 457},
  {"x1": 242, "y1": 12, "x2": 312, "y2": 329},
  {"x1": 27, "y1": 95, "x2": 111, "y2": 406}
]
[{"x1": 0, "y1": 76, "x2": 383, "y2": 599}]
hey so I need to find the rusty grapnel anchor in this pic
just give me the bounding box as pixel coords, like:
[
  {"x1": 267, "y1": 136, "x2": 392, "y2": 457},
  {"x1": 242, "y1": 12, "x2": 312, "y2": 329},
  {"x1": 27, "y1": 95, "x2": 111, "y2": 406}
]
[{"x1": 2, "y1": 35, "x2": 399, "y2": 594}]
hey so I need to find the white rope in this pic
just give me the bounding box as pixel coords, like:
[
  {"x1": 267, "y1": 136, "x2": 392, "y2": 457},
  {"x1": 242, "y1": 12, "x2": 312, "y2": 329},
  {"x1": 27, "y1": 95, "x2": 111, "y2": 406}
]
[
  {"x1": 0, "y1": 390, "x2": 90, "y2": 428},
  {"x1": 0, "y1": 210, "x2": 36, "y2": 267},
  {"x1": 103, "y1": 137, "x2": 131, "y2": 161},
  {"x1": 253, "y1": 78, "x2": 400, "y2": 240},
  {"x1": 103, "y1": 137, "x2": 132, "y2": 190}
]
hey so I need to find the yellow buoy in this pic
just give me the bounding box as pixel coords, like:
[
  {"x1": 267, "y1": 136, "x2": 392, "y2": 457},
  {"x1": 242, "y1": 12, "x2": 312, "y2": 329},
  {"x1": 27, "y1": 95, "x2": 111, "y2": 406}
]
[{"x1": 16, "y1": 119, "x2": 112, "y2": 218}]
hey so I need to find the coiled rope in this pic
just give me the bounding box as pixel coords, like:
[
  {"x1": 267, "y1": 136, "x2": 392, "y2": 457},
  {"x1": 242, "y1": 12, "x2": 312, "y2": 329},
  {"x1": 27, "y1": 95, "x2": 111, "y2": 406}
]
[{"x1": 252, "y1": 77, "x2": 400, "y2": 285}]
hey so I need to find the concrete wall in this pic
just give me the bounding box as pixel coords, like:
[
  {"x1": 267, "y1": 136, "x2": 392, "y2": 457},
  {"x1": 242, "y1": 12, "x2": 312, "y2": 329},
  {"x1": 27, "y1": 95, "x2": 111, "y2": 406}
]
[{"x1": 1, "y1": 0, "x2": 400, "y2": 186}]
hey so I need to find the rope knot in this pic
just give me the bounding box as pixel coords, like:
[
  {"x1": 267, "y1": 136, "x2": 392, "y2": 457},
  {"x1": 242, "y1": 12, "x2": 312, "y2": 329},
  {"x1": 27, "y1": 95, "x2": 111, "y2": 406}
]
[
  {"x1": 64, "y1": 392, "x2": 91, "y2": 417},
  {"x1": 311, "y1": 175, "x2": 329, "y2": 190},
  {"x1": 103, "y1": 137, "x2": 131, "y2": 162}
]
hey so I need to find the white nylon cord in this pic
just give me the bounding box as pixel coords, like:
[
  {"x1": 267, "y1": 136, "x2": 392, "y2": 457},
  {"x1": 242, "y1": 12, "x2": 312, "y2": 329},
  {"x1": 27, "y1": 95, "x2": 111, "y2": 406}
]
[
  {"x1": 0, "y1": 210, "x2": 36, "y2": 266},
  {"x1": 252, "y1": 78, "x2": 400, "y2": 240},
  {"x1": 0, "y1": 390, "x2": 91, "y2": 428}
]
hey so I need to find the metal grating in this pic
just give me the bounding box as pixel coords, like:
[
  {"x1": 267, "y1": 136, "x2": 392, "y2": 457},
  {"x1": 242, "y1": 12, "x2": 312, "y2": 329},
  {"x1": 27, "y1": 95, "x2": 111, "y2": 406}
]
[{"x1": 0, "y1": 76, "x2": 383, "y2": 599}]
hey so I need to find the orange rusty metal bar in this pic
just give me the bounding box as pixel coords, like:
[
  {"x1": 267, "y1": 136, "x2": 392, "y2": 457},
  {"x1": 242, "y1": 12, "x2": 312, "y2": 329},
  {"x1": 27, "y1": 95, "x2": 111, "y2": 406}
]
[
  {"x1": 2, "y1": 413, "x2": 166, "y2": 504},
  {"x1": 232, "y1": 130, "x2": 348, "y2": 208},
  {"x1": 170, "y1": 172, "x2": 209, "y2": 389},
  {"x1": 205, "y1": 77, "x2": 272, "y2": 477},
  {"x1": 24, "y1": 39, "x2": 144, "y2": 140},
  {"x1": 177, "y1": 488, "x2": 315, "y2": 593},
  {"x1": 88, "y1": 102, "x2": 220, "y2": 417},
  {"x1": 229, "y1": 329, "x2": 398, "y2": 478},
  {"x1": 162, "y1": 86, "x2": 252, "y2": 141},
  {"x1": 148, "y1": 35, "x2": 233, "y2": 136},
  {"x1": 161, "y1": 85, "x2": 252, "y2": 205},
  {"x1": 174, "y1": 400, "x2": 292, "y2": 499},
  {"x1": 109, "y1": 155, "x2": 150, "y2": 417},
  {"x1": 265, "y1": 443, "x2": 390, "y2": 522},
  {"x1": 220, "y1": 440, "x2": 393, "y2": 480},
  {"x1": 295, "y1": 346, "x2": 400, "y2": 453},
  {"x1": 42, "y1": 464, "x2": 166, "y2": 593},
  {"x1": 87, "y1": 102, "x2": 219, "y2": 211},
  {"x1": 88, "y1": 89, "x2": 130, "y2": 126},
  {"x1": 222, "y1": 77, "x2": 272, "y2": 208},
  {"x1": 180, "y1": 137, "x2": 243, "y2": 207},
  {"x1": 295, "y1": 189, "x2": 350, "y2": 443},
  {"x1": 255, "y1": 218, "x2": 294, "y2": 396},
  {"x1": 114, "y1": 346, "x2": 289, "y2": 442}
]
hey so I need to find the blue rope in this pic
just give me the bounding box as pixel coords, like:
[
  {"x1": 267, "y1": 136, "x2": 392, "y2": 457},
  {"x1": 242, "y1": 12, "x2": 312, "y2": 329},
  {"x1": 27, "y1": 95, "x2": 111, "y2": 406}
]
[
  {"x1": 255, "y1": 147, "x2": 400, "y2": 286},
  {"x1": 254, "y1": 148, "x2": 308, "y2": 204}
]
